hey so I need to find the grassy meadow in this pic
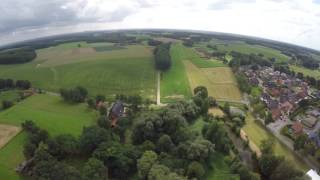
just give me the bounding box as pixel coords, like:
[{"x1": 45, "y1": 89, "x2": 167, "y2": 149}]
[
  {"x1": 0, "y1": 94, "x2": 98, "y2": 179},
  {"x1": 0, "y1": 42, "x2": 156, "y2": 100},
  {"x1": 290, "y1": 65, "x2": 320, "y2": 79},
  {"x1": 243, "y1": 113, "x2": 309, "y2": 171}
]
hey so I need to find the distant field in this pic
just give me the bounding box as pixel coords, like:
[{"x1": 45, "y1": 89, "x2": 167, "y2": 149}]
[
  {"x1": 0, "y1": 90, "x2": 21, "y2": 106},
  {"x1": 215, "y1": 42, "x2": 290, "y2": 63},
  {"x1": 161, "y1": 43, "x2": 192, "y2": 102},
  {"x1": 243, "y1": 113, "x2": 309, "y2": 171},
  {"x1": 0, "y1": 94, "x2": 97, "y2": 179},
  {"x1": 195, "y1": 40, "x2": 290, "y2": 63},
  {"x1": 184, "y1": 61, "x2": 242, "y2": 101},
  {"x1": 0, "y1": 43, "x2": 156, "y2": 100},
  {"x1": 290, "y1": 65, "x2": 320, "y2": 79}
]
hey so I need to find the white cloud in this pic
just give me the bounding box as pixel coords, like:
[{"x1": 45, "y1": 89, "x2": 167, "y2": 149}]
[{"x1": 0, "y1": 0, "x2": 319, "y2": 50}]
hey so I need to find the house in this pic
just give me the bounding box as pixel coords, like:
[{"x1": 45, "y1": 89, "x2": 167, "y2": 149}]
[
  {"x1": 306, "y1": 169, "x2": 320, "y2": 180},
  {"x1": 309, "y1": 131, "x2": 320, "y2": 148},
  {"x1": 291, "y1": 121, "x2": 304, "y2": 136},
  {"x1": 281, "y1": 101, "x2": 294, "y2": 114},
  {"x1": 271, "y1": 109, "x2": 281, "y2": 121},
  {"x1": 302, "y1": 115, "x2": 318, "y2": 129},
  {"x1": 249, "y1": 77, "x2": 259, "y2": 86},
  {"x1": 267, "y1": 99, "x2": 279, "y2": 110},
  {"x1": 109, "y1": 101, "x2": 125, "y2": 127}
]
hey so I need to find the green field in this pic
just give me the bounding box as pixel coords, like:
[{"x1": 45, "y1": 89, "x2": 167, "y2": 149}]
[
  {"x1": 0, "y1": 94, "x2": 98, "y2": 179},
  {"x1": 0, "y1": 90, "x2": 21, "y2": 105},
  {"x1": 215, "y1": 41, "x2": 290, "y2": 63},
  {"x1": 0, "y1": 43, "x2": 156, "y2": 100},
  {"x1": 290, "y1": 65, "x2": 320, "y2": 79},
  {"x1": 243, "y1": 113, "x2": 309, "y2": 171},
  {"x1": 161, "y1": 43, "x2": 192, "y2": 102}
]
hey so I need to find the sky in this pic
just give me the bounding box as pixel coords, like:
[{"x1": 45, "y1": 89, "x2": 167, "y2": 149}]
[{"x1": 1, "y1": 0, "x2": 320, "y2": 50}]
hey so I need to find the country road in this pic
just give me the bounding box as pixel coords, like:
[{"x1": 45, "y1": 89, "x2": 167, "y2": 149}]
[{"x1": 156, "y1": 71, "x2": 161, "y2": 105}]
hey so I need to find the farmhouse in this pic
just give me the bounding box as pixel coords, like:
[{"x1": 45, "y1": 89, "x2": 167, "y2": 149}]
[{"x1": 109, "y1": 101, "x2": 125, "y2": 127}]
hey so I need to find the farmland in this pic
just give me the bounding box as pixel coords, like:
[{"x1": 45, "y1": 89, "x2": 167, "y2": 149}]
[
  {"x1": 0, "y1": 94, "x2": 98, "y2": 179},
  {"x1": 0, "y1": 43, "x2": 156, "y2": 100},
  {"x1": 184, "y1": 60, "x2": 242, "y2": 101},
  {"x1": 290, "y1": 65, "x2": 320, "y2": 79}
]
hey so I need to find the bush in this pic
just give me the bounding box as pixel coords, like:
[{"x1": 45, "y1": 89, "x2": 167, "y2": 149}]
[
  {"x1": 2, "y1": 100, "x2": 13, "y2": 109},
  {"x1": 60, "y1": 86, "x2": 88, "y2": 103}
]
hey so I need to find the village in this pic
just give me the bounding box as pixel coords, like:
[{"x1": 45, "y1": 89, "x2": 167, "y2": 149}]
[{"x1": 242, "y1": 66, "x2": 320, "y2": 166}]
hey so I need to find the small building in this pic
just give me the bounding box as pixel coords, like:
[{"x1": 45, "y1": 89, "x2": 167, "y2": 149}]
[
  {"x1": 291, "y1": 121, "x2": 304, "y2": 136},
  {"x1": 302, "y1": 116, "x2": 318, "y2": 129},
  {"x1": 271, "y1": 109, "x2": 281, "y2": 121},
  {"x1": 109, "y1": 101, "x2": 125, "y2": 127},
  {"x1": 309, "y1": 131, "x2": 320, "y2": 148},
  {"x1": 306, "y1": 169, "x2": 320, "y2": 180}
]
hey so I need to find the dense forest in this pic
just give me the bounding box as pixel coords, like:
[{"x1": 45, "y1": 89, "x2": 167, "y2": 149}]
[{"x1": 154, "y1": 43, "x2": 172, "y2": 71}]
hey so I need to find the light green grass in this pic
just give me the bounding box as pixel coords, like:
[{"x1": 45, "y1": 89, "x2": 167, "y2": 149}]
[
  {"x1": 290, "y1": 65, "x2": 320, "y2": 79},
  {"x1": 0, "y1": 94, "x2": 97, "y2": 179},
  {"x1": 0, "y1": 45, "x2": 156, "y2": 100},
  {"x1": 215, "y1": 42, "x2": 290, "y2": 63},
  {"x1": 0, "y1": 90, "x2": 21, "y2": 103},
  {"x1": 161, "y1": 43, "x2": 192, "y2": 102},
  {"x1": 243, "y1": 113, "x2": 309, "y2": 171},
  {"x1": 251, "y1": 87, "x2": 263, "y2": 97}
]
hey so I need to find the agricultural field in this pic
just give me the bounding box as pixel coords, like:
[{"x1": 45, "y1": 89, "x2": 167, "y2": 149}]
[
  {"x1": 0, "y1": 90, "x2": 21, "y2": 105},
  {"x1": 290, "y1": 65, "x2": 320, "y2": 79},
  {"x1": 0, "y1": 124, "x2": 21, "y2": 149},
  {"x1": 0, "y1": 94, "x2": 98, "y2": 179},
  {"x1": 161, "y1": 43, "x2": 192, "y2": 102},
  {"x1": 242, "y1": 113, "x2": 309, "y2": 171},
  {"x1": 184, "y1": 61, "x2": 242, "y2": 101},
  {"x1": 195, "y1": 39, "x2": 290, "y2": 63},
  {"x1": 0, "y1": 42, "x2": 156, "y2": 100}
]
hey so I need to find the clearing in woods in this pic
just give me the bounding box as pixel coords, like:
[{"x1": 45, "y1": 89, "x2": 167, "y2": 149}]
[
  {"x1": 0, "y1": 124, "x2": 21, "y2": 149},
  {"x1": 0, "y1": 94, "x2": 98, "y2": 179},
  {"x1": 184, "y1": 60, "x2": 242, "y2": 101}
]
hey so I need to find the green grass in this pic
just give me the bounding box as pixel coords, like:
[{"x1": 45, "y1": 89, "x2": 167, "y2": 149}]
[
  {"x1": 161, "y1": 43, "x2": 192, "y2": 102},
  {"x1": 0, "y1": 44, "x2": 156, "y2": 100},
  {"x1": 0, "y1": 94, "x2": 98, "y2": 179},
  {"x1": 250, "y1": 87, "x2": 263, "y2": 97},
  {"x1": 0, "y1": 90, "x2": 21, "y2": 103},
  {"x1": 290, "y1": 65, "x2": 320, "y2": 79},
  {"x1": 206, "y1": 152, "x2": 239, "y2": 180},
  {"x1": 243, "y1": 113, "x2": 309, "y2": 171},
  {"x1": 215, "y1": 42, "x2": 290, "y2": 63}
]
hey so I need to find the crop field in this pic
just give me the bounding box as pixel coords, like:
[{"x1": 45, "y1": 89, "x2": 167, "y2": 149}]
[
  {"x1": 290, "y1": 65, "x2": 320, "y2": 79},
  {"x1": 0, "y1": 43, "x2": 156, "y2": 100},
  {"x1": 0, "y1": 94, "x2": 98, "y2": 179},
  {"x1": 243, "y1": 113, "x2": 309, "y2": 171},
  {"x1": 209, "y1": 108, "x2": 225, "y2": 117},
  {"x1": 0, "y1": 124, "x2": 21, "y2": 149},
  {"x1": 184, "y1": 61, "x2": 242, "y2": 101},
  {"x1": 161, "y1": 43, "x2": 192, "y2": 102}
]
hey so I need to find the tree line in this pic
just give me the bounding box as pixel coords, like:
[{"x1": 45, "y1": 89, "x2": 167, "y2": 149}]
[
  {"x1": 0, "y1": 47, "x2": 36, "y2": 64},
  {"x1": 154, "y1": 43, "x2": 172, "y2": 71},
  {"x1": 0, "y1": 79, "x2": 31, "y2": 90}
]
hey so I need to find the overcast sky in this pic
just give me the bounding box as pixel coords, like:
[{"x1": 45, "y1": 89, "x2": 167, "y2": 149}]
[{"x1": 1, "y1": 0, "x2": 320, "y2": 50}]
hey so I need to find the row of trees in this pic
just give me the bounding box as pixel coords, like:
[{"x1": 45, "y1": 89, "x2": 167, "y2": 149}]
[
  {"x1": 154, "y1": 43, "x2": 172, "y2": 71},
  {"x1": 0, "y1": 47, "x2": 36, "y2": 64},
  {"x1": 0, "y1": 79, "x2": 31, "y2": 90},
  {"x1": 60, "y1": 86, "x2": 88, "y2": 103},
  {"x1": 229, "y1": 51, "x2": 272, "y2": 68}
]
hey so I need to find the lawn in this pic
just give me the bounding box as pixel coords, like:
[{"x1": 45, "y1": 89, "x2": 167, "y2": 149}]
[
  {"x1": 184, "y1": 61, "x2": 242, "y2": 101},
  {"x1": 161, "y1": 43, "x2": 192, "y2": 102},
  {"x1": 290, "y1": 65, "x2": 320, "y2": 79},
  {"x1": 0, "y1": 44, "x2": 156, "y2": 100},
  {"x1": 243, "y1": 113, "x2": 309, "y2": 171},
  {"x1": 0, "y1": 94, "x2": 98, "y2": 179}
]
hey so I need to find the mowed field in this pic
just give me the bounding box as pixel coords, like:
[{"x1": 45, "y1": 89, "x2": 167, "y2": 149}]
[
  {"x1": 0, "y1": 42, "x2": 156, "y2": 100},
  {"x1": 0, "y1": 124, "x2": 21, "y2": 149},
  {"x1": 0, "y1": 94, "x2": 98, "y2": 179},
  {"x1": 290, "y1": 65, "x2": 320, "y2": 79},
  {"x1": 184, "y1": 61, "x2": 242, "y2": 101},
  {"x1": 161, "y1": 43, "x2": 229, "y2": 102}
]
